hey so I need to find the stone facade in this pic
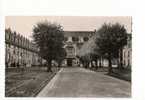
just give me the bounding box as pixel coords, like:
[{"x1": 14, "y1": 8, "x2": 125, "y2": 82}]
[
  {"x1": 63, "y1": 31, "x2": 95, "y2": 66},
  {"x1": 5, "y1": 28, "x2": 43, "y2": 68},
  {"x1": 122, "y1": 34, "x2": 132, "y2": 68}
]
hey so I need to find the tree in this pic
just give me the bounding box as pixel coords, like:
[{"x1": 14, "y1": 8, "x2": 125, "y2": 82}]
[
  {"x1": 95, "y1": 23, "x2": 128, "y2": 73},
  {"x1": 56, "y1": 48, "x2": 67, "y2": 67},
  {"x1": 32, "y1": 21, "x2": 66, "y2": 72}
]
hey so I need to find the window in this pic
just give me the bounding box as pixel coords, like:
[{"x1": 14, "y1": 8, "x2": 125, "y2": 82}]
[
  {"x1": 129, "y1": 51, "x2": 130, "y2": 57},
  {"x1": 13, "y1": 48, "x2": 15, "y2": 54},
  {"x1": 83, "y1": 37, "x2": 89, "y2": 42},
  {"x1": 72, "y1": 37, "x2": 79, "y2": 42}
]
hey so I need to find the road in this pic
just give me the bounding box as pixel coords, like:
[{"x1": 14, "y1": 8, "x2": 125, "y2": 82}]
[{"x1": 37, "y1": 67, "x2": 131, "y2": 97}]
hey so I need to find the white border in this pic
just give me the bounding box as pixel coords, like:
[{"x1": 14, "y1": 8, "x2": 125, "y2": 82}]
[{"x1": 1, "y1": 0, "x2": 145, "y2": 100}]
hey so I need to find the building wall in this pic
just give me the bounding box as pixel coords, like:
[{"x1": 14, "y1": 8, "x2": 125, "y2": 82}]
[
  {"x1": 5, "y1": 29, "x2": 43, "y2": 68},
  {"x1": 64, "y1": 31, "x2": 94, "y2": 58},
  {"x1": 63, "y1": 31, "x2": 95, "y2": 66},
  {"x1": 122, "y1": 34, "x2": 132, "y2": 68}
]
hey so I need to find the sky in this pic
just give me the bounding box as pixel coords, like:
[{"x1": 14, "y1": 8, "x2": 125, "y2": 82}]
[{"x1": 5, "y1": 16, "x2": 132, "y2": 39}]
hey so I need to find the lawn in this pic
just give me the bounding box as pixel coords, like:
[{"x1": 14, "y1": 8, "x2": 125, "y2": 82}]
[
  {"x1": 86, "y1": 67, "x2": 131, "y2": 82},
  {"x1": 5, "y1": 67, "x2": 60, "y2": 97},
  {"x1": 108, "y1": 68, "x2": 131, "y2": 82}
]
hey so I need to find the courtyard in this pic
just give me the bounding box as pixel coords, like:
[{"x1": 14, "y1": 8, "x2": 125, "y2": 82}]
[{"x1": 37, "y1": 67, "x2": 131, "y2": 97}]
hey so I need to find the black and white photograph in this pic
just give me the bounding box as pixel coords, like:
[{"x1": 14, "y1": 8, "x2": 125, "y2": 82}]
[
  {"x1": 1, "y1": 0, "x2": 145, "y2": 100},
  {"x1": 5, "y1": 16, "x2": 132, "y2": 97}
]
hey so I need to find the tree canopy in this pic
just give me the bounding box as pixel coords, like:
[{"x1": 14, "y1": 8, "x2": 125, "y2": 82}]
[
  {"x1": 95, "y1": 23, "x2": 128, "y2": 73},
  {"x1": 32, "y1": 21, "x2": 66, "y2": 72}
]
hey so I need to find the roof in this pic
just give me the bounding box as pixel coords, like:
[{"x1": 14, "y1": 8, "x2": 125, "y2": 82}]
[{"x1": 63, "y1": 31, "x2": 94, "y2": 37}]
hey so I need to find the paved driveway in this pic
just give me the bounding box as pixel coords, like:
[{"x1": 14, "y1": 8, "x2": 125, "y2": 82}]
[{"x1": 37, "y1": 67, "x2": 131, "y2": 97}]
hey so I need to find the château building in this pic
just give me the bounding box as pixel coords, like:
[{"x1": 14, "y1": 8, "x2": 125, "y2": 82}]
[
  {"x1": 63, "y1": 31, "x2": 95, "y2": 66},
  {"x1": 122, "y1": 34, "x2": 132, "y2": 68},
  {"x1": 5, "y1": 28, "x2": 43, "y2": 68}
]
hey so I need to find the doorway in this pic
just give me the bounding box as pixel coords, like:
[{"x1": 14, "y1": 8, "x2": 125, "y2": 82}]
[{"x1": 67, "y1": 58, "x2": 72, "y2": 66}]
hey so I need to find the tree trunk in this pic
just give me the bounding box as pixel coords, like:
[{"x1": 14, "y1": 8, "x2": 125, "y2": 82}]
[
  {"x1": 91, "y1": 61, "x2": 93, "y2": 68},
  {"x1": 108, "y1": 54, "x2": 112, "y2": 74},
  {"x1": 95, "y1": 58, "x2": 98, "y2": 70},
  {"x1": 47, "y1": 59, "x2": 52, "y2": 72},
  {"x1": 86, "y1": 62, "x2": 89, "y2": 68},
  {"x1": 101, "y1": 57, "x2": 104, "y2": 68},
  {"x1": 58, "y1": 61, "x2": 61, "y2": 68},
  {"x1": 99, "y1": 57, "x2": 102, "y2": 68}
]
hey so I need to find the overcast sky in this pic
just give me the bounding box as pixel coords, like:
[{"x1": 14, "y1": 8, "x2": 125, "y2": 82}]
[{"x1": 5, "y1": 16, "x2": 132, "y2": 39}]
